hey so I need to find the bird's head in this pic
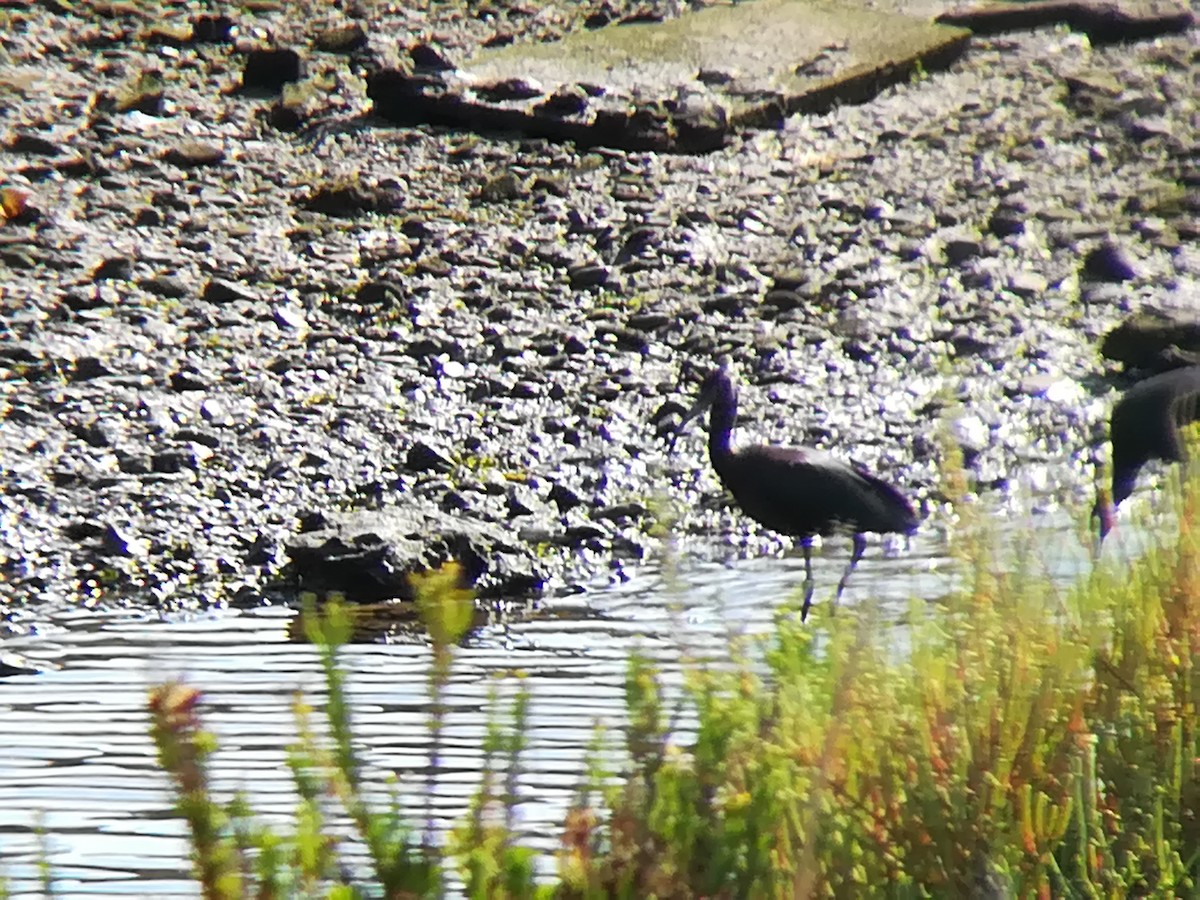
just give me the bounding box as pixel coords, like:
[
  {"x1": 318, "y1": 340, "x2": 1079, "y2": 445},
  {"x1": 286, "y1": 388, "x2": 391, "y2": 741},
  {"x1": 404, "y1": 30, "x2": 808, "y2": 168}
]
[{"x1": 669, "y1": 358, "x2": 736, "y2": 450}]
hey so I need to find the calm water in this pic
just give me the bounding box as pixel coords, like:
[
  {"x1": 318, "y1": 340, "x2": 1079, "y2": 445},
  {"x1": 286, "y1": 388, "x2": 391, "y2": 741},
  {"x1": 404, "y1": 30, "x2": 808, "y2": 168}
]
[{"x1": 0, "y1": 504, "x2": 1115, "y2": 898}]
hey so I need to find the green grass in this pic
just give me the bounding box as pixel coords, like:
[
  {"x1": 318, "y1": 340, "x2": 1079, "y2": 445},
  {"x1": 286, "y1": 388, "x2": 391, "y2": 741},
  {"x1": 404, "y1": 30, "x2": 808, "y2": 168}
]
[{"x1": 6, "y1": 478, "x2": 1200, "y2": 898}]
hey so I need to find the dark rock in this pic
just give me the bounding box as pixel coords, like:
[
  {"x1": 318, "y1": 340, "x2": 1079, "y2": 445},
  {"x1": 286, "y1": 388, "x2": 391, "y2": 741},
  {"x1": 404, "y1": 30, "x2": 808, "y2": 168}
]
[
  {"x1": 476, "y1": 172, "x2": 529, "y2": 202},
  {"x1": 987, "y1": 202, "x2": 1027, "y2": 237},
  {"x1": 614, "y1": 225, "x2": 659, "y2": 262},
  {"x1": 300, "y1": 450, "x2": 329, "y2": 469},
  {"x1": 592, "y1": 102, "x2": 673, "y2": 151},
  {"x1": 264, "y1": 456, "x2": 291, "y2": 480},
  {"x1": 0, "y1": 247, "x2": 40, "y2": 269},
  {"x1": 101, "y1": 523, "x2": 149, "y2": 557},
  {"x1": 584, "y1": 8, "x2": 616, "y2": 28},
  {"x1": 298, "y1": 511, "x2": 331, "y2": 532},
  {"x1": 1100, "y1": 309, "x2": 1200, "y2": 371},
  {"x1": 153, "y1": 449, "x2": 196, "y2": 474},
  {"x1": 0, "y1": 343, "x2": 44, "y2": 366},
  {"x1": 568, "y1": 262, "x2": 610, "y2": 288},
  {"x1": 202, "y1": 279, "x2": 253, "y2": 303},
  {"x1": 242, "y1": 48, "x2": 304, "y2": 92},
  {"x1": 596, "y1": 324, "x2": 649, "y2": 353},
  {"x1": 1081, "y1": 240, "x2": 1136, "y2": 283},
  {"x1": 365, "y1": 68, "x2": 456, "y2": 128},
  {"x1": 763, "y1": 289, "x2": 806, "y2": 311},
  {"x1": 650, "y1": 397, "x2": 688, "y2": 436},
  {"x1": 169, "y1": 368, "x2": 210, "y2": 391},
  {"x1": 191, "y1": 14, "x2": 234, "y2": 43},
  {"x1": 591, "y1": 502, "x2": 648, "y2": 522},
  {"x1": 936, "y1": 1, "x2": 1193, "y2": 45},
  {"x1": 57, "y1": 153, "x2": 104, "y2": 177},
  {"x1": 72, "y1": 356, "x2": 114, "y2": 381},
  {"x1": 535, "y1": 87, "x2": 589, "y2": 117},
  {"x1": 302, "y1": 181, "x2": 404, "y2": 217},
  {"x1": 941, "y1": 230, "x2": 983, "y2": 265},
  {"x1": 945, "y1": 328, "x2": 992, "y2": 357},
  {"x1": 175, "y1": 427, "x2": 221, "y2": 448},
  {"x1": 769, "y1": 269, "x2": 809, "y2": 291},
  {"x1": 561, "y1": 523, "x2": 607, "y2": 546},
  {"x1": 283, "y1": 508, "x2": 543, "y2": 602},
  {"x1": 244, "y1": 534, "x2": 277, "y2": 566},
  {"x1": 1125, "y1": 117, "x2": 1174, "y2": 143},
  {"x1": 8, "y1": 132, "x2": 61, "y2": 156},
  {"x1": 673, "y1": 96, "x2": 731, "y2": 153},
  {"x1": 70, "y1": 420, "x2": 114, "y2": 447},
  {"x1": 116, "y1": 451, "x2": 151, "y2": 474},
  {"x1": 547, "y1": 482, "x2": 583, "y2": 513},
  {"x1": 442, "y1": 490, "x2": 470, "y2": 512},
  {"x1": 138, "y1": 275, "x2": 188, "y2": 298},
  {"x1": 152, "y1": 190, "x2": 190, "y2": 213},
  {"x1": 313, "y1": 23, "x2": 368, "y2": 53},
  {"x1": 626, "y1": 312, "x2": 672, "y2": 332},
  {"x1": 92, "y1": 257, "x2": 132, "y2": 281},
  {"x1": 562, "y1": 334, "x2": 589, "y2": 355},
  {"x1": 409, "y1": 41, "x2": 455, "y2": 71},
  {"x1": 475, "y1": 78, "x2": 544, "y2": 102},
  {"x1": 64, "y1": 520, "x2": 106, "y2": 540},
  {"x1": 356, "y1": 281, "x2": 403, "y2": 304},
  {"x1": 268, "y1": 87, "x2": 322, "y2": 132},
  {"x1": 133, "y1": 206, "x2": 163, "y2": 227},
  {"x1": 531, "y1": 174, "x2": 568, "y2": 197},
  {"x1": 406, "y1": 441, "x2": 454, "y2": 473},
  {"x1": 506, "y1": 488, "x2": 535, "y2": 518}
]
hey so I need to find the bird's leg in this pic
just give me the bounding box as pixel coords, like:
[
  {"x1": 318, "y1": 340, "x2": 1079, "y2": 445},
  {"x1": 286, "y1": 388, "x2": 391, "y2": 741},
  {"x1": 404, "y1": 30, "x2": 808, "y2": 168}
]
[
  {"x1": 800, "y1": 536, "x2": 815, "y2": 621},
  {"x1": 834, "y1": 534, "x2": 867, "y2": 611}
]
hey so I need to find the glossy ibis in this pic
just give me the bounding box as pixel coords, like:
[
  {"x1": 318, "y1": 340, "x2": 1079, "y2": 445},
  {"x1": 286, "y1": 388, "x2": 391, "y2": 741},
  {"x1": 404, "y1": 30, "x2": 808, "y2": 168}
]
[
  {"x1": 673, "y1": 363, "x2": 918, "y2": 619},
  {"x1": 1096, "y1": 365, "x2": 1200, "y2": 540}
]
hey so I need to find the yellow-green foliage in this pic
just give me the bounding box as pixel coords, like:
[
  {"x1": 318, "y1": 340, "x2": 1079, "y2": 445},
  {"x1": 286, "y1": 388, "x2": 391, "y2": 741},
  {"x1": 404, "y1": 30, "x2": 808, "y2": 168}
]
[
  {"x1": 124, "y1": 490, "x2": 1200, "y2": 899},
  {"x1": 558, "y1": 482, "x2": 1200, "y2": 898}
]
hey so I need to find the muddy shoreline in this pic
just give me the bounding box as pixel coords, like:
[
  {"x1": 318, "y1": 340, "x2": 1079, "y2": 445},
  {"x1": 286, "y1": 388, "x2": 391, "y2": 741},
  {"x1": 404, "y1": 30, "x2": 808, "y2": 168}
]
[{"x1": 1, "y1": 0, "x2": 1196, "y2": 632}]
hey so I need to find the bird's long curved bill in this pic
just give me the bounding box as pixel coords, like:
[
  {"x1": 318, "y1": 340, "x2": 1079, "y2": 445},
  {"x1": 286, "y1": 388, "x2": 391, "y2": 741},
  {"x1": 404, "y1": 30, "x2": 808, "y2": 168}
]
[{"x1": 668, "y1": 393, "x2": 713, "y2": 451}]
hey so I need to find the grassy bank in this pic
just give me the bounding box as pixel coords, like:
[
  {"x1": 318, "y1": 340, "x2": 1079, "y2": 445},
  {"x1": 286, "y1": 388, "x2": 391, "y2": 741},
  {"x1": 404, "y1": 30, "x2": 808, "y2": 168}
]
[{"x1": 7, "y1": 485, "x2": 1200, "y2": 898}]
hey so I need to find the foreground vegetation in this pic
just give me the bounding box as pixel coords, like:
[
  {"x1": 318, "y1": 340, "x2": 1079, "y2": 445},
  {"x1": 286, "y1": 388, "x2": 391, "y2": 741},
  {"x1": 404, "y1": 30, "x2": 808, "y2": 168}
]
[{"x1": 7, "y1": 477, "x2": 1200, "y2": 897}]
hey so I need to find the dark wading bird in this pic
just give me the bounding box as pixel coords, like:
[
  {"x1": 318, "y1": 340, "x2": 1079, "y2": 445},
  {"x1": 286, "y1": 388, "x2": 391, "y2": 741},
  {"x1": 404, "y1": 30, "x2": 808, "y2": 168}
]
[
  {"x1": 672, "y1": 363, "x2": 918, "y2": 620},
  {"x1": 1096, "y1": 364, "x2": 1200, "y2": 541}
]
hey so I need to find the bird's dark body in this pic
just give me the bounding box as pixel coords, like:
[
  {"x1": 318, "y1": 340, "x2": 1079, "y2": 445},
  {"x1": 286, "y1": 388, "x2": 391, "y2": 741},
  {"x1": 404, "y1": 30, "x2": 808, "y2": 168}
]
[
  {"x1": 1109, "y1": 365, "x2": 1200, "y2": 506},
  {"x1": 714, "y1": 445, "x2": 918, "y2": 540},
  {"x1": 675, "y1": 365, "x2": 916, "y2": 617}
]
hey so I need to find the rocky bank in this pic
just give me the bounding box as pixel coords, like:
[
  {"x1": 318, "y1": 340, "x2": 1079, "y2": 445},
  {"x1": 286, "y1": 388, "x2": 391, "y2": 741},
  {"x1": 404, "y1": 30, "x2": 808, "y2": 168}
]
[{"x1": 0, "y1": 0, "x2": 1196, "y2": 636}]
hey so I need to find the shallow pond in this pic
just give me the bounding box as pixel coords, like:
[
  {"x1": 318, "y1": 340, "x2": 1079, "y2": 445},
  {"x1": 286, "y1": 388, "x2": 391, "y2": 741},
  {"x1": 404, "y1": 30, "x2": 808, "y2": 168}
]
[{"x1": 0, "y1": 504, "x2": 1115, "y2": 897}]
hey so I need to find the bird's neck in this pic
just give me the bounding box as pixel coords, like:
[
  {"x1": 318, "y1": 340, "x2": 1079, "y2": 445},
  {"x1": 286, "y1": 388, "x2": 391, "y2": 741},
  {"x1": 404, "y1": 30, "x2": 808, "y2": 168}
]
[{"x1": 707, "y1": 399, "x2": 735, "y2": 463}]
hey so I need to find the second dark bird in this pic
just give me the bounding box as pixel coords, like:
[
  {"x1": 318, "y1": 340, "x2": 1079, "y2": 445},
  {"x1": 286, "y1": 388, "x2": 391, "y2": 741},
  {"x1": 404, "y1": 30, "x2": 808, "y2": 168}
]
[
  {"x1": 1096, "y1": 364, "x2": 1200, "y2": 540},
  {"x1": 673, "y1": 362, "x2": 918, "y2": 619}
]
